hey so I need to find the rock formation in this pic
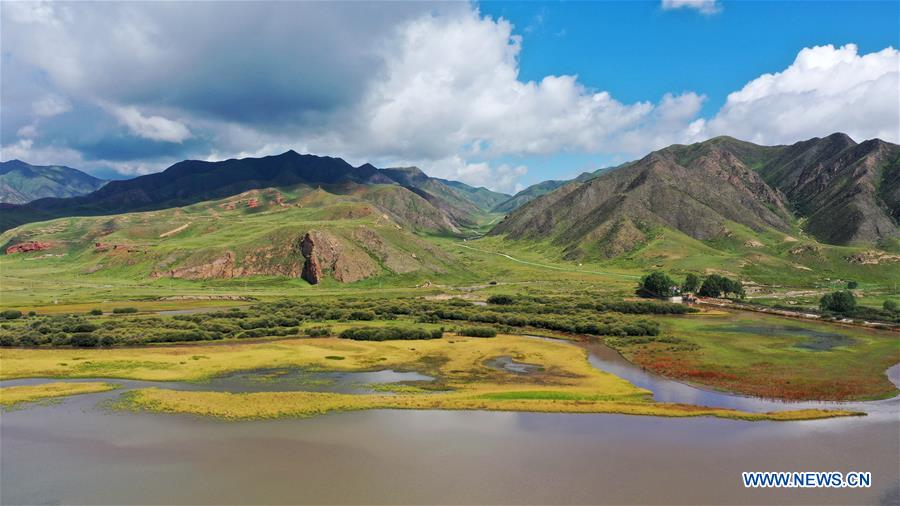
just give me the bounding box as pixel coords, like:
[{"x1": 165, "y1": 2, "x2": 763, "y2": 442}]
[{"x1": 5, "y1": 241, "x2": 51, "y2": 254}]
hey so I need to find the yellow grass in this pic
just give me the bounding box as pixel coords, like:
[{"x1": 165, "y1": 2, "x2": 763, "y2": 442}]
[
  {"x1": 1, "y1": 336, "x2": 859, "y2": 420},
  {"x1": 0, "y1": 381, "x2": 117, "y2": 407}
]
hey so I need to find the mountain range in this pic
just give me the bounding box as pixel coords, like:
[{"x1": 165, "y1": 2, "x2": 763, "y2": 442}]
[
  {"x1": 1, "y1": 133, "x2": 897, "y2": 285},
  {"x1": 491, "y1": 133, "x2": 899, "y2": 259},
  {"x1": 0, "y1": 160, "x2": 106, "y2": 204}
]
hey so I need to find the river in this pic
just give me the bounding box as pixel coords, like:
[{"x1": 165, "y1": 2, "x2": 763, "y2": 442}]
[{"x1": 2, "y1": 339, "x2": 898, "y2": 505}]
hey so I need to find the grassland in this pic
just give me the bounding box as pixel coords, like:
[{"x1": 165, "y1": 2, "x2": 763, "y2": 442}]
[
  {"x1": 0, "y1": 334, "x2": 857, "y2": 421},
  {"x1": 606, "y1": 311, "x2": 900, "y2": 401},
  {"x1": 0, "y1": 381, "x2": 117, "y2": 407}
]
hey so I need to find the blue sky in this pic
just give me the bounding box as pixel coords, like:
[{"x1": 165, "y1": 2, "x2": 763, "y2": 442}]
[{"x1": 2, "y1": 1, "x2": 898, "y2": 192}]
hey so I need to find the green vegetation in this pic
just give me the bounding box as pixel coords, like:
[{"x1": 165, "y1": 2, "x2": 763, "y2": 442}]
[
  {"x1": 820, "y1": 290, "x2": 857, "y2": 314},
  {"x1": 112, "y1": 307, "x2": 139, "y2": 314},
  {"x1": 1, "y1": 382, "x2": 117, "y2": 407},
  {"x1": 637, "y1": 271, "x2": 676, "y2": 298},
  {"x1": 0, "y1": 295, "x2": 677, "y2": 348},
  {"x1": 697, "y1": 274, "x2": 744, "y2": 298},
  {"x1": 457, "y1": 326, "x2": 497, "y2": 337},
  {"x1": 340, "y1": 327, "x2": 443, "y2": 341}
]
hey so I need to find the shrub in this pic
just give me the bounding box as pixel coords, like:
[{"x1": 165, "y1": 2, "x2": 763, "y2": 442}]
[
  {"x1": 304, "y1": 326, "x2": 333, "y2": 337},
  {"x1": 0, "y1": 310, "x2": 23, "y2": 320},
  {"x1": 340, "y1": 327, "x2": 443, "y2": 341},
  {"x1": 89, "y1": 309, "x2": 103, "y2": 316},
  {"x1": 348, "y1": 310, "x2": 376, "y2": 321},
  {"x1": 112, "y1": 307, "x2": 138, "y2": 314},
  {"x1": 487, "y1": 294, "x2": 515, "y2": 305},
  {"x1": 883, "y1": 299, "x2": 897, "y2": 313},
  {"x1": 70, "y1": 333, "x2": 100, "y2": 347},
  {"x1": 458, "y1": 326, "x2": 497, "y2": 337},
  {"x1": 846, "y1": 280, "x2": 859, "y2": 289}
]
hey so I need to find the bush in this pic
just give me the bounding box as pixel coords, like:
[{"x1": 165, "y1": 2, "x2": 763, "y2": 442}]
[
  {"x1": 846, "y1": 280, "x2": 859, "y2": 289},
  {"x1": 89, "y1": 309, "x2": 103, "y2": 316},
  {"x1": 304, "y1": 326, "x2": 333, "y2": 337},
  {"x1": 348, "y1": 310, "x2": 376, "y2": 321},
  {"x1": 70, "y1": 333, "x2": 100, "y2": 347},
  {"x1": 820, "y1": 290, "x2": 857, "y2": 315},
  {"x1": 0, "y1": 310, "x2": 23, "y2": 320},
  {"x1": 340, "y1": 327, "x2": 443, "y2": 341},
  {"x1": 112, "y1": 307, "x2": 138, "y2": 314},
  {"x1": 883, "y1": 300, "x2": 897, "y2": 313},
  {"x1": 487, "y1": 295, "x2": 515, "y2": 305},
  {"x1": 458, "y1": 326, "x2": 497, "y2": 337}
]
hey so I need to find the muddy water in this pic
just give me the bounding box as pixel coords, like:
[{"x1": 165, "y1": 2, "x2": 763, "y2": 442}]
[{"x1": 2, "y1": 353, "x2": 899, "y2": 505}]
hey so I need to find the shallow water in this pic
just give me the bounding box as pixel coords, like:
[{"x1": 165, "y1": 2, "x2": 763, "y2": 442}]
[
  {"x1": 483, "y1": 355, "x2": 544, "y2": 374},
  {"x1": 2, "y1": 339, "x2": 898, "y2": 505}
]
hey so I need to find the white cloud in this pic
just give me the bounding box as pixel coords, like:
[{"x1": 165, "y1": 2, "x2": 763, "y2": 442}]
[
  {"x1": 314, "y1": 10, "x2": 703, "y2": 186},
  {"x1": 106, "y1": 105, "x2": 192, "y2": 143},
  {"x1": 661, "y1": 0, "x2": 721, "y2": 15},
  {"x1": 706, "y1": 44, "x2": 900, "y2": 144},
  {"x1": 32, "y1": 95, "x2": 71, "y2": 118}
]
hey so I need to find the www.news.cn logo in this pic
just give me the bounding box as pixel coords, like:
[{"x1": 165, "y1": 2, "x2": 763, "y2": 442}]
[{"x1": 743, "y1": 471, "x2": 871, "y2": 488}]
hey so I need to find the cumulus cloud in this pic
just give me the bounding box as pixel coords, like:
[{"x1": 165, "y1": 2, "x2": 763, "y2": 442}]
[
  {"x1": 106, "y1": 105, "x2": 192, "y2": 143},
  {"x1": 705, "y1": 44, "x2": 900, "y2": 144},
  {"x1": 661, "y1": 0, "x2": 721, "y2": 15},
  {"x1": 2, "y1": 3, "x2": 898, "y2": 193}
]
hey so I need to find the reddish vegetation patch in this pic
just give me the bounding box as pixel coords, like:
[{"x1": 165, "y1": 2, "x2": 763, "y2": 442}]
[
  {"x1": 247, "y1": 198, "x2": 259, "y2": 208},
  {"x1": 621, "y1": 343, "x2": 893, "y2": 401},
  {"x1": 5, "y1": 241, "x2": 51, "y2": 254}
]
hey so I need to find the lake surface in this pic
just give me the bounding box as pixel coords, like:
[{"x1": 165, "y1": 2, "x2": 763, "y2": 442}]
[{"x1": 2, "y1": 339, "x2": 898, "y2": 505}]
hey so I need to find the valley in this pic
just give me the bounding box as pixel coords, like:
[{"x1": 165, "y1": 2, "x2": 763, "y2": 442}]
[{"x1": 2, "y1": 134, "x2": 898, "y2": 505}]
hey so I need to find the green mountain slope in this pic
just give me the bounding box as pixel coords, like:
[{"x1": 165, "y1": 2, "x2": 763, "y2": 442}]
[
  {"x1": 0, "y1": 160, "x2": 106, "y2": 204},
  {"x1": 0, "y1": 184, "x2": 461, "y2": 285},
  {"x1": 0, "y1": 152, "x2": 502, "y2": 234}
]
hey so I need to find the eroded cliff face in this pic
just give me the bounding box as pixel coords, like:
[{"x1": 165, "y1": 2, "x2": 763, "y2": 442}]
[{"x1": 299, "y1": 230, "x2": 379, "y2": 284}]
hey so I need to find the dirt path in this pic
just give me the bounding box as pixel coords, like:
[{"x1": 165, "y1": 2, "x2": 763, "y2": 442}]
[{"x1": 160, "y1": 223, "x2": 191, "y2": 238}]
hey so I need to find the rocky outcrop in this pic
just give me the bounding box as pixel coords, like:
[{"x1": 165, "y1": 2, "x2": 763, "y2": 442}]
[
  {"x1": 152, "y1": 251, "x2": 236, "y2": 279},
  {"x1": 5, "y1": 241, "x2": 51, "y2": 254},
  {"x1": 300, "y1": 234, "x2": 323, "y2": 284},
  {"x1": 299, "y1": 230, "x2": 379, "y2": 284},
  {"x1": 845, "y1": 250, "x2": 900, "y2": 265}
]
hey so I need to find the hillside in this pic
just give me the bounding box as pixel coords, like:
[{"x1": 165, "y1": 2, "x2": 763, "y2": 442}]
[
  {"x1": 754, "y1": 133, "x2": 900, "y2": 245},
  {"x1": 0, "y1": 152, "x2": 498, "y2": 234},
  {"x1": 0, "y1": 160, "x2": 106, "y2": 204},
  {"x1": 492, "y1": 165, "x2": 620, "y2": 214},
  {"x1": 492, "y1": 135, "x2": 899, "y2": 257},
  {"x1": 0, "y1": 184, "x2": 460, "y2": 285}
]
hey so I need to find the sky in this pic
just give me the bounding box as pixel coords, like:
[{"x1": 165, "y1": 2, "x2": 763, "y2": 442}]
[{"x1": 1, "y1": 0, "x2": 898, "y2": 193}]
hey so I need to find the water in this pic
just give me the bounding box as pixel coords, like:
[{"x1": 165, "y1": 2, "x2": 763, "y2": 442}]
[{"x1": 2, "y1": 342, "x2": 898, "y2": 505}]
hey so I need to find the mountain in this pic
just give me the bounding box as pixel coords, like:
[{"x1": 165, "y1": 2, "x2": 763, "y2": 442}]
[
  {"x1": 491, "y1": 165, "x2": 620, "y2": 214},
  {"x1": 754, "y1": 133, "x2": 900, "y2": 245},
  {"x1": 490, "y1": 134, "x2": 899, "y2": 260},
  {"x1": 0, "y1": 152, "x2": 499, "y2": 234},
  {"x1": 0, "y1": 185, "x2": 459, "y2": 285},
  {"x1": 377, "y1": 166, "x2": 508, "y2": 225},
  {"x1": 492, "y1": 180, "x2": 569, "y2": 214},
  {"x1": 0, "y1": 160, "x2": 106, "y2": 204}
]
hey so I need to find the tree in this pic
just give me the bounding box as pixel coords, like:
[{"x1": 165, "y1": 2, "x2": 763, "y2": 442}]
[
  {"x1": 637, "y1": 271, "x2": 676, "y2": 298},
  {"x1": 697, "y1": 275, "x2": 726, "y2": 298},
  {"x1": 725, "y1": 278, "x2": 745, "y2": 299},
  {"x1": 820, "y1": 291, "x2": 857, "y2": 315},
  {"x1": 846, "y1": 280, "x2": 858, "y2": 289},
  {"x1": 682, "y1": 273, "x2": 700, "y2": 293},
  {"x1": 883, "y1": 299, "x2": 898, "y2": 312}
]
